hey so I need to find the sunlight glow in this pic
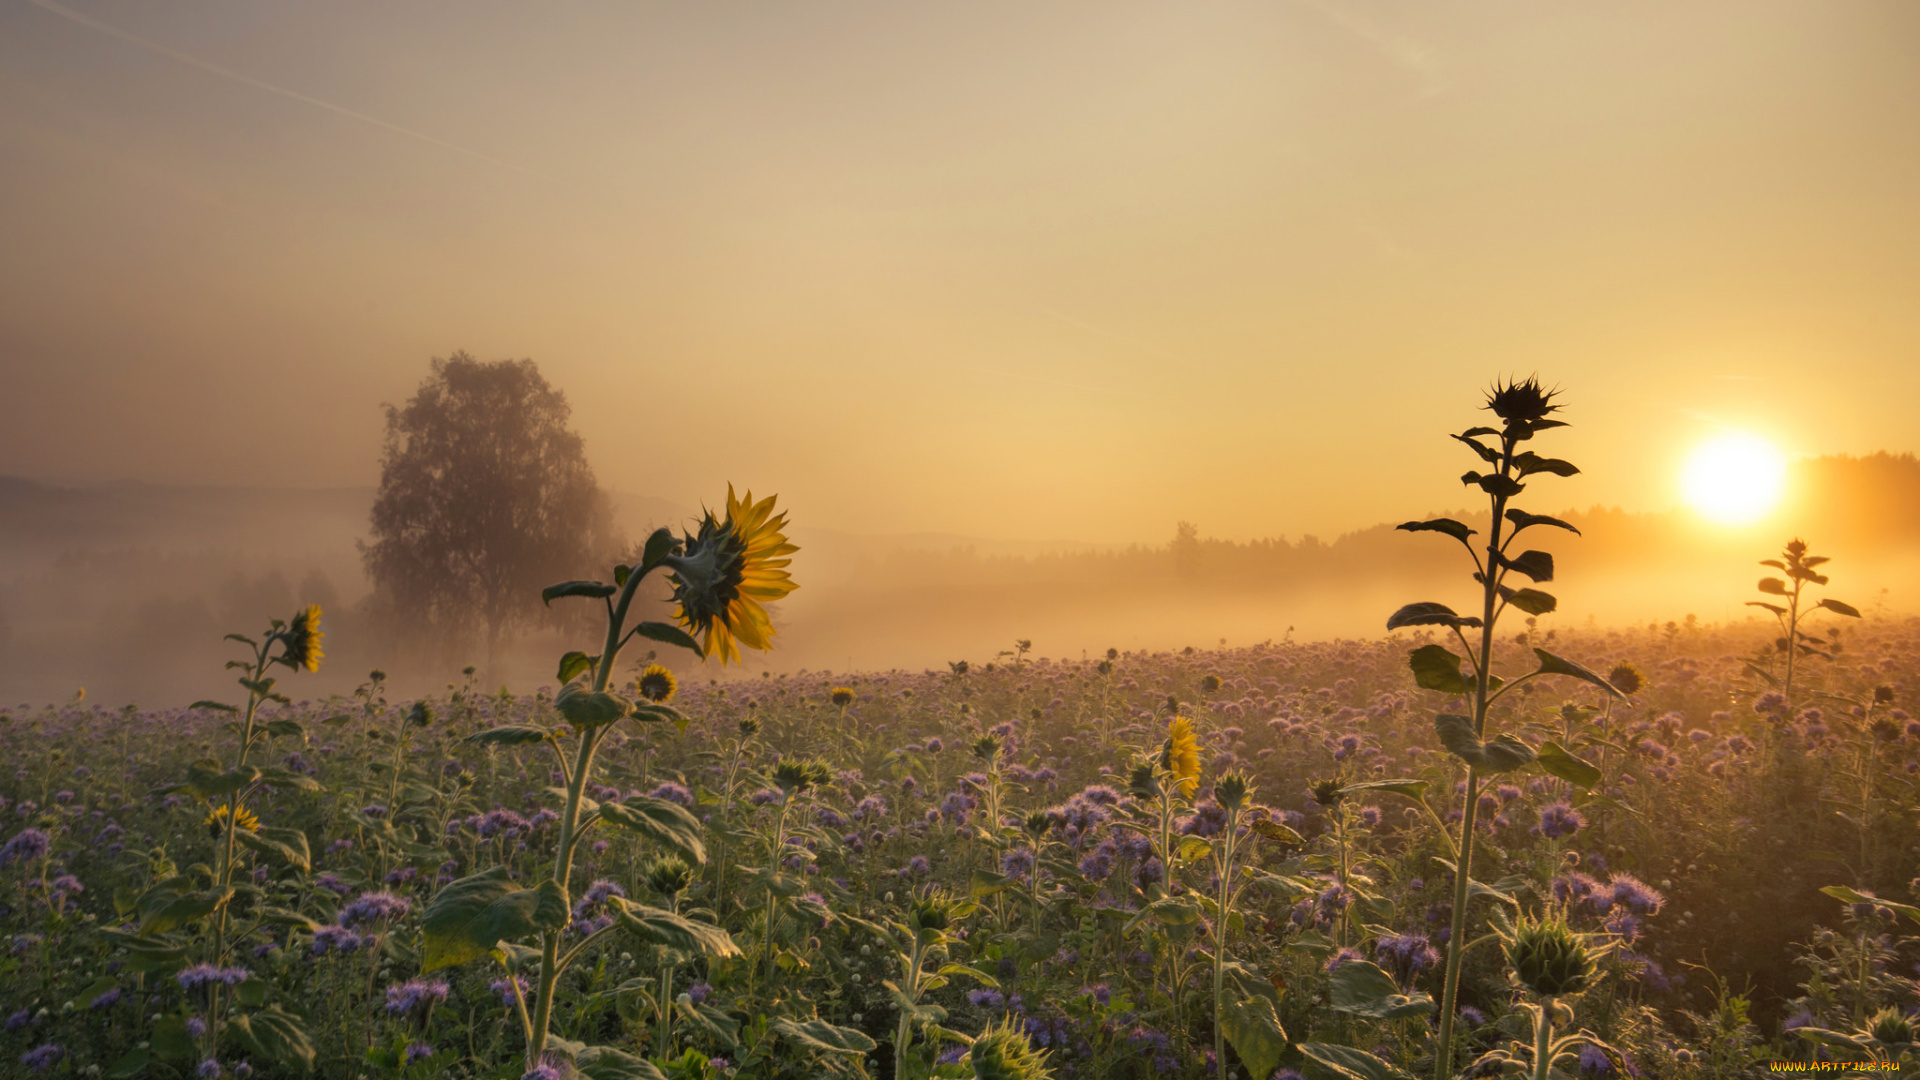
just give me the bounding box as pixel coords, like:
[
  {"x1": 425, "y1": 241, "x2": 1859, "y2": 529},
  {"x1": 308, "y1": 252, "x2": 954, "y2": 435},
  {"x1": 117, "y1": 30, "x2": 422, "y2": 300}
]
[{"x1": 1681, "y1": 433, "x2": 1786, "y2": 524}]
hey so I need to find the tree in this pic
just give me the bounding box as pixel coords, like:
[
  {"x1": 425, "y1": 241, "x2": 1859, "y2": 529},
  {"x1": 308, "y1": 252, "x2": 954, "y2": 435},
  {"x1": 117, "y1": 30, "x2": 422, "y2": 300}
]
[{"x1": 361, "y1": 353, "x2": 613, "y2": 674}]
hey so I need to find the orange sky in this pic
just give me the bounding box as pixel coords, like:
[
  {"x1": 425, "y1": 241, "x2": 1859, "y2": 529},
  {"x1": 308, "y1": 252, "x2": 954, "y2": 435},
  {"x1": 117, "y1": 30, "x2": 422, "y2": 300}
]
[{"x1": 1, "y1": 1, "x2": 1916, "y2": 544}]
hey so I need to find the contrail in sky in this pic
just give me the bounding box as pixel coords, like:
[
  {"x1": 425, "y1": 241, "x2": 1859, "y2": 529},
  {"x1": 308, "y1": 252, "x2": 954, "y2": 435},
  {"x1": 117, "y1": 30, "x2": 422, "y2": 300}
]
[{"x1": 19, "y1": 0, "x2": 543, "y2": 179}]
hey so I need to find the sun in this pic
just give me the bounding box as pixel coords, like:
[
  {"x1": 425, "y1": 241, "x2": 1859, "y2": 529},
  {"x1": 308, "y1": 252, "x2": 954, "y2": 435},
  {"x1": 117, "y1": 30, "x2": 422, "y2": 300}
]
[{"x1": 1681, "y1": 433, "x2": 1786, "y2": 524}]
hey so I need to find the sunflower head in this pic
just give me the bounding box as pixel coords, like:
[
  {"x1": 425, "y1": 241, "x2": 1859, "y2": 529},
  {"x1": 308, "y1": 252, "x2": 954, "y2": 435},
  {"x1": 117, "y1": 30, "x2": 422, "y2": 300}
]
[
  {"x1": 971, "y1": 735, "x2": 1002, "y2": 763},
  {"x1": 1606, "y1": 662, "x2": 1644, "y2": 696},
  {"x1": 1127, "y1": 760, "x2": 1162, "y2": 800},
  {"x1": 645, "y1": 854, "x2": 694, "y2": 899},
  {"x1": 665, "y1": 487, "x2": 798, "y2": 666},
  {"x1": 1215, "y1": 771, "x2": 1253, "y2": 811},
  {"x1": 636, "y1": 665, "x2": 677, "y2": 704},
  {"x1": 831, "y1": 687, "x2": 855, "y2": 708},
  {"x1": 1505, "y1": 911, "x2": 1593, "y2": 998},
  {"x1": 1484, "y1": 376, "x2": 1562, "y2": 425},
  {"x1": 772, "y1": 756, "x2": 831, "y2": 795},
  {"x1": 1160, "y1": 717, "x2": 1200, "y2": 798},
  {"x1": 206, "y1": 804, "x2": 261, "y2": 838},
  {"x1": 408, "y1": 702, "x2": 433, "y2": 727},
  {"x1": 277, "y1": 605, "x2": 324, "y2": 672},
  {"x1": 908, "y1": 887, "x2": 958, "y2": 938},
  {"x1": 965, "y1": 1016, "x2": 1053, "y2": 1080},
  {"x1": 1309, "y1": 778, "x2": 1346, "y2": 808}
]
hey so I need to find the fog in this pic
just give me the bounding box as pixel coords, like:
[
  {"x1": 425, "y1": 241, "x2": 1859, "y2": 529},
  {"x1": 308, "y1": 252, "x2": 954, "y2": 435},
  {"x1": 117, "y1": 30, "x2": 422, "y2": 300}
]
[{"x1": 3, "y1": 454, "x2": 1915, "y2": 710}]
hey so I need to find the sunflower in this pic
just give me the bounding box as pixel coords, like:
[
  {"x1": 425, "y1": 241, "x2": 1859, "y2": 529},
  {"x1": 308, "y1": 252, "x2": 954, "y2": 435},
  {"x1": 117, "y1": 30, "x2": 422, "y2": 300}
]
[
  {"x1": 636, "y1": 665, "x2": 677, "y2": 703},
  {"x1": 278, "y1": 605, "x2": 325, "y2": 672},
  {"x1": 831, "y1": 686, "x2": 855, "y2": 709},
  {"x1": 206, "y1": 803, "x2": 261, "y2": 838},
  {"x1": 666, "y1": 486, "x2": 798, "y2": 666},
  {"x1": 1484, "y1": 376, "x2": 1561, "y2": 424},
  {"x1": 1161, "y1": 716, "x2": 1200, "y2": 798}
]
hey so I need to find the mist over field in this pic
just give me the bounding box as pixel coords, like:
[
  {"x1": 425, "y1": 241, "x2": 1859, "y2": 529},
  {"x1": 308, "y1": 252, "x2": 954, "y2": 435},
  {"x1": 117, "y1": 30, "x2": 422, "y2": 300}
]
[{"x1": 5, "y1": 452, "x2": 1917, "y2": 709}]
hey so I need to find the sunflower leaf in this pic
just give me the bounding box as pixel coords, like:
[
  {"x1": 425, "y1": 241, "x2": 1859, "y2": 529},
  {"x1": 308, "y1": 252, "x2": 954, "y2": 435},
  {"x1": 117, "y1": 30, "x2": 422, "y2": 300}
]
[
  {"x1": 1396, "y1": 518, "x2": 1477, "y2": 545},
  {"x1": 542, "y1": 580, "x2": 616, "y2": 606},
  {"x1": 634, "y1": 621, "x2": 703, "y2": 656},
  {"x1": 466, "y1": 725, "x2": 554, "y2": 747},
  {"x1": 1505, "y1": 509, "x2": 1581, "y2": 536},
  {"x1": 1386, "y1": 603, "x2": 1483, "y2": 632},
  {"x1": 1500, "y1": 550, "x2": 1554, "y2": 582},
  {"x1": 1531, "y1": 649, "x2": 1624, "y2": 699},
  {"x1": 1408, "y1": 644, "x2": 1469, "y2": 695},
  {"x1": 556, "y1": 651, "x2": 599, "y2": 685}
]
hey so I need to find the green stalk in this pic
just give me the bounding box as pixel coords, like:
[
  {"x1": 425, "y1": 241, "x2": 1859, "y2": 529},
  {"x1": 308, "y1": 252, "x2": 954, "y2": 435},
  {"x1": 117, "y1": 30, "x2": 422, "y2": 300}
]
[
  {"x1": 1531, "y1": 999, "x2": 1555, "y2": 1080},
  {"x1": 656, "y1": 891, "x2": 679, "y2": 1058},
  {"x1": 894, "y1": 934, "x2": 926, "y2": 1080},
  {"x1": 525, "y1": 568, "x2": 647, "y2": 1068},
  {"x1": 762, "y1": 798, "x2": 792, "y2": 989},
  {"x1": 1211, "y1": 805, "x2": 1240, "y2": 1078},
  {"x1": 1434, "y1": 432, "x2": 1514, "y2": 1080}
]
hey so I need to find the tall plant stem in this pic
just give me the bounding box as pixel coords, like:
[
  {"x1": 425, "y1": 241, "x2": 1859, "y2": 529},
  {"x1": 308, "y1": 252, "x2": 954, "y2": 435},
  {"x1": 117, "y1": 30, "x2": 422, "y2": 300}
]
[
  {"x1": 525, "y1": 568, "x2": 646, "y2": 1068},
  {"x1": 1211, "y1": 806, "x2": 1240, "y2": 1078},
  {"x1": 893, "y1": 935, "x2": 926, "y2": 1080},
  {"x1": 1531, "y1": 998, "x2": 1555, "y2": 1080},
  {"x1": 1434, "y1": 442, "x2": 1513, "y2": 1080}
]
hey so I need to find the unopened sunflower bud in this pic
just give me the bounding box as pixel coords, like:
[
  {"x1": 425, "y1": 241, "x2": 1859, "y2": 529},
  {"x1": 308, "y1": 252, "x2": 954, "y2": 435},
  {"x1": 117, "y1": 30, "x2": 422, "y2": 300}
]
[{"x1": 1506, "y1": 914, "x2": 1593, "y2": 997}]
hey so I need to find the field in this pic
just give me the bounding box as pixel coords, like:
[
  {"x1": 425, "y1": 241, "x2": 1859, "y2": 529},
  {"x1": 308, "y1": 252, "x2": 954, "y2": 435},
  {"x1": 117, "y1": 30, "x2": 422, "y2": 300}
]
[{"x1": 3, "y1": 612, "x2": 1917, "y2": 1079}]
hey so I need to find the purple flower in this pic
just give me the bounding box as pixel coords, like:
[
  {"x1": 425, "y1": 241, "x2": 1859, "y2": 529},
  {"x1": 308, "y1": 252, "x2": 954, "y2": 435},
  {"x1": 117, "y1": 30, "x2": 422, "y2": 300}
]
[
  {"x1": 4, "y1": 1008, "x2": 29, "y2": 1030},
  {"x1": 1324, "y1": 947, "x2": 1364, "y2": 971},
  {"x1": 385, "y1": 978, "x2": 450, "y2": 1017},
  {"x1": 0, "y1": 828, "x2": 50, "y2": 868},
  {"x1": 20, "y1": 1044, "x2": 63, "y2": 1072},
  {"x1": 89, "y1": 987, "x2": 121, "y2": 1010},
  {"x1": 1538, "y1": 801, "x2": 1586, "y2": 840},
  {"x1": 1001, "y1": 848, "x2": 1036, "y2": 880},
  {"x1": 490, "y1": 976, "x2": 530, "y2": 1005},
  {"x1": 177, "y1": 964, "x2": 250, "y2": 990},
  {"x1": 687, "y1": 981, "x2": 711, "y2": 1005},
  {"x1": 404, "y1": 1042, "x2": 436, "y2": 1064},
  {"x1": 1605, "y1": 873, "x2": 1665, "y2": 915},
  {"x1": 1577, "y1": 1044, "x2": 1612, "y2": 1074},
  {"x1": 968, "y1": 988, "x2": 1007, "y2": 1008},
  {"x1": 521, "y1": 1064, "x2": 565, "y2": 1080},
  {"x1": 1374, "y1": 932, "x2": 1440, "y2": 987},
  {"x1": 311, "y1": 925, "x2": 364, "y2": 955},
  {"x1": 648, "y1": 782, "x2": 694, "y2": 807},
  {"x1": 339, "y1": 891, "x2": 412, "y2": 927},
  {"x1": 198, "y1": 1058, "x2": 224, "y2": 1078}
]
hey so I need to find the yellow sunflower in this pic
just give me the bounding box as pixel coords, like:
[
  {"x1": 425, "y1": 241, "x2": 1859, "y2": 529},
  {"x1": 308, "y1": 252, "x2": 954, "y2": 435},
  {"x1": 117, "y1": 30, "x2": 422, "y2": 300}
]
[
  {"x1": 667, "y1": 485, "x2": 798, "y2": 666},
  {"x1": 636, "y1": 664, "x2": 677, "y2": 703},
  {"x1": 279, "y1": 605, "x2": 325, "y2": 672},
  {"x1": 206, "y1": 803, "x2": 261, "y2": 837},
  {"x1": 1161, "y1": 716, "x2": 1200, "y2": 798}
]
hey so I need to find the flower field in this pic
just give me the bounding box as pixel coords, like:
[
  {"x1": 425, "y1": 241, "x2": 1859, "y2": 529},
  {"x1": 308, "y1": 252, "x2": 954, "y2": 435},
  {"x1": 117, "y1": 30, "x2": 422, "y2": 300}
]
[{"x1": 4, "y1": 612, "x2": 1918, "y2": 1079}]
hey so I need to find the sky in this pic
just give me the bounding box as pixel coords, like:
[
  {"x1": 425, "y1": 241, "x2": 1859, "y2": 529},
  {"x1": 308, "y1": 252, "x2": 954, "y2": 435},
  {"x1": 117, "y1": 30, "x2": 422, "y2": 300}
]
[{"x1": 1, "y1": 0, "x2": 1916, "y2": 544}]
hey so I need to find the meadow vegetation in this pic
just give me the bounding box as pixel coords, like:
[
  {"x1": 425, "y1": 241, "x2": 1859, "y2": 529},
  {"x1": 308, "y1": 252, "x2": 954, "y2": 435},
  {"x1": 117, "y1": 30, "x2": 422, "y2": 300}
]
[{"x1": 3, "y1": 383, "x2": 1917, "y2": 1080}]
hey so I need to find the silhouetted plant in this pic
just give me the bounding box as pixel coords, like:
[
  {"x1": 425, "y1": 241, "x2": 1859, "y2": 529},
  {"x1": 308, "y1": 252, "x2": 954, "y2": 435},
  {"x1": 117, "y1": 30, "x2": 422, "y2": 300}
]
[
  {"x1": 1744, "y1": 537, "x2": 1861, "y2": 709},
  {"x1": 1388, "y1": 377, "x2": 1623, "y2": 1080}
]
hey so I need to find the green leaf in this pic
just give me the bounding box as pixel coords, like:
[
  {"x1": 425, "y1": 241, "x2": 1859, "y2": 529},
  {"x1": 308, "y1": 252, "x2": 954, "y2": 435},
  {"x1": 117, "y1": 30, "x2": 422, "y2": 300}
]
[
  {"x1": 1396, "y1": 518, "x2": 1477, "y2": 545},
  {"x1": 1819, "y1": 598, "x2": 1863, "y2": 618},
  {"x1": 557, "y1": 651, "x2": 600, "y2": 685},
  {"x1": 1408, "y1": 644, "x2": 1468, "y2": 695},
  {"x1": 970, "y1": 867, "x2": 1011, "y2": 897},
  {"x1": 1327, "y1": 960, "x2": 1435, "y2": 1020},
  {"x1": 1746, "y1": 601, "x2": 1788, "y2": 616},
  {"x1": 1504, "y1": 587, "x2": 1557, "y2": 616},
  {"x1": 1758, "y1": 577, "x2": 1789, "y2": 596},
  {"x1": 187, "y1": 760, "x2": 260, "y2": 798},
  {"x1": 634, "y1": 620, "x2": 704, "y2": 656},
  {"x1": 237, "y1": 826, "x2": 311, "y2": 874},
  {"x1": 466, "y1": 725, "x2": 554, "y2": 746},
  {"x1": 1450, "y1": 434, "x2": 1501, "y2": 464},
  {"x1": 543, "y1": 580, "x2": 617, "y2": 606},
  {"x1": 1465, "y1": 471, "x2": 1525, "y2": 498},
  {"x1": 263, "y1": 719, "x2": 304, "y2": 740},
  {"x1": 1386, "y1": 602, "x2": 1482, "y2": 632},
  {"x1": 1219, "y1": 994, "x2": 1289, "y2": 1080},
  {"x1": 638, "y1": 527, "x2": 679, "y2": 573},
  {"x1": 224, "y1": 1007, "x2": 316, "y2": 1071},
  {"x1": 420, "y1": 868, "x2": 570, "y2": 972},
  {"x1": 101, "y1": 928, "x2": 190, "y2": 974},
  {"x1": 1512, "y1": 452, "x2": 1579, "y2": 477},
  {"x1": 630, "y1": 702, "x2": 692, "y2": 733},
  {"x1": 556, "y1": 683, "x2": 633, "y2": 728},
  {"x1": 1249, "y1": 818, "x2": 1305, "y2": 845},
  {"x1": 153, "y1": 1015, "x2": 196, "y2": 1061},
  {"x1": 1820, "y1": 885, "x2": 1920, "y2": 926},
  {"x1": 253, "y1": 765, "x2": 323, "y2": 792},
  {"x1": 1792, "y1": 1027, "x2": 1866, "y2": 1051},
  {"x1": 1500, "y1": 549, "x2": 1554, "y2": 582},
  {"x1": 234, "y1": 978, "x2": 269, "y2": 1007},
  {"x1": 935, "y1": 963, "x2": 999, "y2": 986},
  {"x1": 189, "y1": 700, "x2": 239, "y2": 714},
  {"x1": 574, "y1": 1046, "x2": 668, "y2": 1080},
  {"x1": 1505, "y1": 508, "x2": 1580, "y2": 536},
  {"x1": 1434, "y1": 715, "x2": 1535, "y2": 773},
  {"x1": 1535, "y1": 741, "x2": 1601, "y2": 789},
  {"x1": 1297, "y1": 1041, "x2": 1418, "y2": 1080},
  {"x1": 772, "y1": 1017, "x2": 877, "y2": 1055},
  {"x1": 1342, "y1": 778, "x2": 1430, "y2": 801},
  {"x1": 598, "y1": 796, "x2": 708, "y2": 863},
  {"x1": 141, "y1": 886, "x2": 234, "y2": 936},
  {"x1": 1531, "y1": 648, "x2": 1624, "y2": 699},
  {"x1": 614, "y1": 901, "x2": 741, "y2": 958},
  {"x1": 107, "y1": 1047, "x2": 153, "y2": 1079}
]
